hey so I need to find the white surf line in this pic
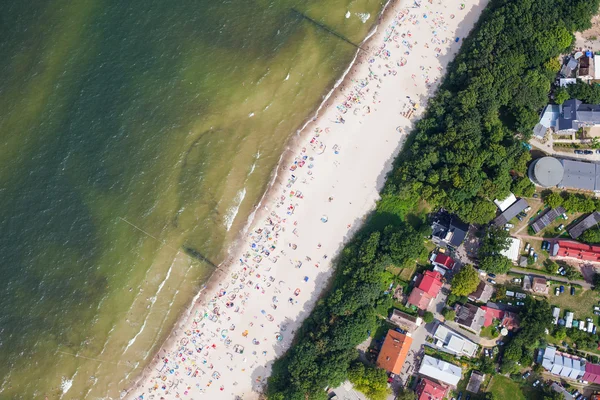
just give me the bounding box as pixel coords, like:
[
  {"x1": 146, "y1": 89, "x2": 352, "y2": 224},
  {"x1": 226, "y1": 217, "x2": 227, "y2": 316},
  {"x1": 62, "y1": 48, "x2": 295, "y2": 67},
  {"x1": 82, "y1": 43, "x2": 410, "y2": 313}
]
[{"x1": 123, "y1": 259, "x2": 175, "y2": 354}]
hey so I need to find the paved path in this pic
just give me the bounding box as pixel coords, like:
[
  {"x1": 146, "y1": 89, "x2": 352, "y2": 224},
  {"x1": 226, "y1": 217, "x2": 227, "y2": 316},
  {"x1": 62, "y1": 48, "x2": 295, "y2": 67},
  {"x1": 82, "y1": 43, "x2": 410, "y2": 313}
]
[{"x1": 509, "y1": 267, "x2": 592, "y2": 289}]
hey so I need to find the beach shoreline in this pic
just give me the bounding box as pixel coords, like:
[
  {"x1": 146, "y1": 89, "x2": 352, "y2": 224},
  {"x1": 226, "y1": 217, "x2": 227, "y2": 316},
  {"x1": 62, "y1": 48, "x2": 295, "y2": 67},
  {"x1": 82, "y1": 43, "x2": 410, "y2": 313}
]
[{"x1": 123, "y1": 0, "x2": 487, "y2": 398}]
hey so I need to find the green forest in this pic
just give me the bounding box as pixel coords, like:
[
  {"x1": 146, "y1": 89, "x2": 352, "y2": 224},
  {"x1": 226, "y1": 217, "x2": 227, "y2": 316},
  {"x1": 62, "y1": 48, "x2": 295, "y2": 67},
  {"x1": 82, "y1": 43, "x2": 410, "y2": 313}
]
[{"x1": 266, "y1": 0, "x2": 600, "y2": 398}]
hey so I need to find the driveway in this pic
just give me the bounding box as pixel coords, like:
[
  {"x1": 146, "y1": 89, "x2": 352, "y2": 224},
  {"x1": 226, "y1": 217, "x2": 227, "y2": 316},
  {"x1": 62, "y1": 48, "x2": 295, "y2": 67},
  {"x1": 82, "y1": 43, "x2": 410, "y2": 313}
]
[{"x1": 530, "y1": 135, "x2": 600, "y2": 163}]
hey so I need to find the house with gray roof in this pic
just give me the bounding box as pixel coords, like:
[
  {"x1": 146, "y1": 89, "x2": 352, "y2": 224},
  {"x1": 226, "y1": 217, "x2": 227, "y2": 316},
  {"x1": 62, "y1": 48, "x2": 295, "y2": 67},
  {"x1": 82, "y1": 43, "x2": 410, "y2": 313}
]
[
  {"x1": 569, "y1": 211, "x2": 600, "y2": 239},
  {"x1": 557, "y1": 99, "x2": 600, "y2": 133},
  {"x1": 540, "y1": 346, "x2": 585, "y2": 380},
  {"x1": 493, "y1": 198, "x2": 528, "y2": 227}
]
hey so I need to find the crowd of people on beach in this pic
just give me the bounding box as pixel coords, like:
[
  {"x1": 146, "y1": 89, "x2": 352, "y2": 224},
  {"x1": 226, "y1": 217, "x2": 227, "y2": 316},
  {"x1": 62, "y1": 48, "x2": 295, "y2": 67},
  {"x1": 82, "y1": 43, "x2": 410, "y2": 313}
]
[{"x1": 128, "y1": 1, "x2": 469, "y2": 399}]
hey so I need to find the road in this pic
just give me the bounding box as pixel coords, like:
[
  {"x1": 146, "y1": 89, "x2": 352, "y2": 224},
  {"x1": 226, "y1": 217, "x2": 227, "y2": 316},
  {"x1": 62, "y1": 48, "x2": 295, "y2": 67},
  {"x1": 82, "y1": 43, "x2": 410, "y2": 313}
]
[{"x1": 509, "y1": 267, "x2": 592, "y2": 289}]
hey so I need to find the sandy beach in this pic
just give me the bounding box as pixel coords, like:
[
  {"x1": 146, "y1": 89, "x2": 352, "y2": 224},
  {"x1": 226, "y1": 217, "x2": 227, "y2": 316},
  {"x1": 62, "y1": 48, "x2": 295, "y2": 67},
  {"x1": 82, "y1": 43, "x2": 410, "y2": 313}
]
[{"x1": 123, "y1": 0, "x2": 486, "y2": 398}]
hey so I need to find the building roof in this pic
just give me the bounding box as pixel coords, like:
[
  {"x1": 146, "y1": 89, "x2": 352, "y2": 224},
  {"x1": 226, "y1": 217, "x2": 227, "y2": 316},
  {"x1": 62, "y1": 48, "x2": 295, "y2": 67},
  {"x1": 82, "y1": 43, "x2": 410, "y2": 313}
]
[
  {"x1": 500, "y1": 237, "x2": 521, "y2": 263},
  {"x1": 455, "y1": 304, "x2": 486, "y2": 333},
  {"x1": 431, "y1": 210, "x2": 469, "y2": 248},
  {"x1": 481, "y1": 306, "x2": 504, "y2": 327},
  {"x1": 416, "y1": 378, "x2": 448, "y2": 400},
  {"x1": 433, "y1": 324, "x2": 478, "y2": 358},
  {"x1": 494, "y1": 193, "x2": 517, "y2": 212},
  {"x1": 493, "y1": 199, "x2": 529, "y2": 227},
  {"x1": 389, "y1": 309, "x2": 422, "y2": 332},
  {"x1": 418, "y1": 270, "x2": 443, "y2": 297},
  {"x1": 432, "y1": 253, "x2": 455, "y2": 269},
  {"x1": 595, "y1": 55, "x2": 600, "y2": 79},
  {"x1": 555, "y1": 240, "x2": 600, "y2": 262},
  {"x1": 560, "y1": 158, "x2": 599, "y2": 192},
  {"x1": 569, "y1": 211, "x2": 600, "y2": 239},
  {"x1": 376, "y1": 330, "x2": 413, "y2": 375},
  {"x1": 532, "y1": 277, "x2": 548, "y2": 293},
  {"x1": 407, "y1": 288, "x2": 434, "y2": 310},
  {"x1": 584, "y1": 362, "x2": 600, "y2": 384},
  {"x1": 529, "y1": 157, "x2": 565, "y2": 187},
  {"x1": 468, "y1": 281, "x2": 493, "y2": 304},
  {"x1": 531, "y1": 207, "x2": 566, "y2": 233},
  {"x1": 466, "y1": 371, "x2": 485, "y2": 393},
  {"x1": 418, "y1": 355, "x2": 462, "y2": 386},
  {"x1": 542, "y1": 346, "x2": 585, "y2": 380}
]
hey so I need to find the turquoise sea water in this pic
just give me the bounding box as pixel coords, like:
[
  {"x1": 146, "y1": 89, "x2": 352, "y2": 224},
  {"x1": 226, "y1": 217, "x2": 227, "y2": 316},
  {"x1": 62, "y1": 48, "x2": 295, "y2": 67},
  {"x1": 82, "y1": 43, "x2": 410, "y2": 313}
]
[{"x1": 0, "y1": 0, "x2": 383, "y2": 398}]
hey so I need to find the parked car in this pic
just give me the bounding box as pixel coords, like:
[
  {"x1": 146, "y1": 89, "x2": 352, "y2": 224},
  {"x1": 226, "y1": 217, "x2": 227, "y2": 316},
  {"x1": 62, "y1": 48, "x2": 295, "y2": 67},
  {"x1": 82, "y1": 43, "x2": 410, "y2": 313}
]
[
  {"x1": 505, "y1": 223, "x2": 514, "y2": 228},
  {"x1": 584, "y1": 150, "x2": 594, "y2": 155},
  {"x1": 575, "y1": 150, "x2": 584, "y2": 154},
  {"x1": 524, "y1": 206, "x2": 531, "y2": 212},
  {"x1": 513, "y1": 278, "x2": 522, "y2": 284},
  {"x1": 516, "y1": 301, "x2": 525, "y2": 306},
  {"x1": 555, "y1": 287, "x2": 560, "y2": 296},
  {"x1": 594, "y1": 311, "x2": 600, "y2": 316},
  {"x1": 533, "y1": 380, "x2": 540, "y2": 387},
  {"x1": 488, "y1": 273, "x2": 496, "y2": 278},
  {"x1": 533, "y1": 253, "x2": 538, "y2": 263},
  {"x1": 597, "y1": 149, "x2": 600, "y2": 154},
  {"x1": 517, "y1": 214, "x2": 524, "y2": 221},
  {"x1": 558, "y1": 224, "x2": 565, "y2": 231},
  {"x1": 523, "y1": 371, "x2": 531, "y2": 379},
  {"x1": 525, "y1": 243, "x2": 531, "y2": 252},
  {"x1": 571, "y1": 287, "x2": 575, "y2": 295},
  {"x1": 562, "y1": 213, "x2": 568, "y2": 219},
  {"x1": 487, "y1": 279, "x2": 496, "y2": 285},
  {"x1": 560, "y1": 285, "x2": 565, "y2": 293}
]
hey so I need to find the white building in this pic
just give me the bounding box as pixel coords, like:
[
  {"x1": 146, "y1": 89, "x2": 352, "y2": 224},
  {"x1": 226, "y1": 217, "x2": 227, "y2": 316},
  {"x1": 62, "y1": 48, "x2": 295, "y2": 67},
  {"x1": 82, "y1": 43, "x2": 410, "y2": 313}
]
[
  {"x1": 501, "y1": 237, "x2": 521, "y2": 264},
  {"x1": 541, "y1": 346, "x2": 585, "y2": 380},
  {"x1": 552, "y1": 307, "x2": 560, "y2": 325},
  {"x1": 433, "y1": 324, "x2": 478, "y2": 358},
  {"x1": 494, "y1": 193, "x2": 517, "y2": 212},
  {"x1": 565, "y1": 312, "x2": 574, "y2": 328},
  {"x1": 418, "y1": 355, "x2": 462, "y2": 386}
]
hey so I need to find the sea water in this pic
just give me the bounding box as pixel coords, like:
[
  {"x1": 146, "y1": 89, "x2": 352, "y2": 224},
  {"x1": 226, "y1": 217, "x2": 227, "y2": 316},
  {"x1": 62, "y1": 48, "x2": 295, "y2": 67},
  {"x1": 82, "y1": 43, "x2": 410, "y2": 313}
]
[{"x1": 0, "y1": 0, "x2": 383, "y2": 397}]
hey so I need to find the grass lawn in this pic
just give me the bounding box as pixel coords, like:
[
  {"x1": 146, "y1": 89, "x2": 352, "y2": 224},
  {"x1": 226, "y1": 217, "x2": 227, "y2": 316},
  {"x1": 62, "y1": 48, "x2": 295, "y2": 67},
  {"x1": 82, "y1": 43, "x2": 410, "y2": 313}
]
[
  {"x1": 487, "y1": 376, "x2": 526, "y2": 400},
  {"x1": 480, "y1": 324, "x2": 499, "y2": 339},
  {"x1": 546, "y1": 287, "x2": 599, "y2": 321}
]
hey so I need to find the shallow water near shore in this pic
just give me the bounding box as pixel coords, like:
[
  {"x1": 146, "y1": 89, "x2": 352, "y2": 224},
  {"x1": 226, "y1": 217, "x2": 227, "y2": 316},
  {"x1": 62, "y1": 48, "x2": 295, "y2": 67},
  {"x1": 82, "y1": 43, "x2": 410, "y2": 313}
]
[{"x1": 0, "y1": 0, "x2": 384, "y2": 398}]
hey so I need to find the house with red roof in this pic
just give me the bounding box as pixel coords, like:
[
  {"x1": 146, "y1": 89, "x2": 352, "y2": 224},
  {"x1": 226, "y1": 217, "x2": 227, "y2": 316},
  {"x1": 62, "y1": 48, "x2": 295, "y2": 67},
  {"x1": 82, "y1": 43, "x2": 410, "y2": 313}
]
[
  {"x1": 481, "y1": 306, "x2": 519, "y2": 330},
  {"x1": 584, "y1": 362, "x2": 600, "y2": 384},
  {"x1": 407, "y1": 270, "x2": 443, "y2": 311},
  {"x1": 431, "y1": 253, "x2": 456, "y2": 270},
  {"x1": 415, "y1": 378, "x2": 448, "y2": 400},
  {"x1": 553, "y1": 240, "x2": 600, "y2": 262}
]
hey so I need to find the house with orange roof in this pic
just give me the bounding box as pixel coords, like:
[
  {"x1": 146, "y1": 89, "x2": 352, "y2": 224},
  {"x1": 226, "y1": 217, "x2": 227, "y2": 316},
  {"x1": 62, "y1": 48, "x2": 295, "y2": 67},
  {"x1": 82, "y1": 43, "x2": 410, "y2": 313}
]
[{"x1": 376, "y1": 330, "x2": 413, "y2": 375}]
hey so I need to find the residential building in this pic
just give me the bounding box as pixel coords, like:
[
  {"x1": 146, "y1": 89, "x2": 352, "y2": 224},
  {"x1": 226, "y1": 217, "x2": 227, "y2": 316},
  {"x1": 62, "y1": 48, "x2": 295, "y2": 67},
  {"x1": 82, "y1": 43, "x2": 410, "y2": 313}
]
[
  {"x1": 569, "y1": 211, "x2": 600, "y2": 239},
  {"x1": 584, "y1": 363, "x2": 600, "y2": 384},
  {"x1": 418, "y1": 355, "x2": 462, "y2": 386},
  {"x1": 552, "y1": 240, "x2": 600, "y2": 262},
  {"x1": 557, "y1": 99, "x2": 600, "y2": 133},
  {"x1": 500, "y1": 237, "x2": 521, "y2": 264},
  {"x1": 454, "y1": 303, "x2": 486, "y2": 333},
  {"x1": 431, "y1": 252, "x2": 456, "y2": 271},
  {"x1": 431, "y1": 210, "x2": 469, "y2": 248},
  {"x1": 466, "y1": 371, "x2": 485, "y2": 393},
  {"x1": 407, "y1": 270, "x2": 443, "y2": 311},
  {"x1": 533, "y1": 104, "x2": 561, "y2": 138},
  {"x1": 540, "y1": 346, "x2": 585, "y2": 380},
  {"x1": 531, "y1": 207, "x2": 566, "y2": 234},
  {"x1": 522, "y1": 275, "x2": 532, "y2": 291},
  {"x1": 532, "y1": 277, "x2": 548, "y2": 294},
  {"x1": 432, "y1": 324, "x2": 478, "y2": 358},
  {"x1": 389, "y1": 309, "x2": 422, "y2": 333},
  {"x1": 376, "y1": 330, "x2": 413, "y2": 375},
  {"x1": 468, "y1": 281, "x2": 493, "y2": 304},
  {"x1": 415, "y1": 378, "x2": 448, "y2": 400},
  {"x1": 481, "y1": 305, "x2": 519, "y2": 331}
]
